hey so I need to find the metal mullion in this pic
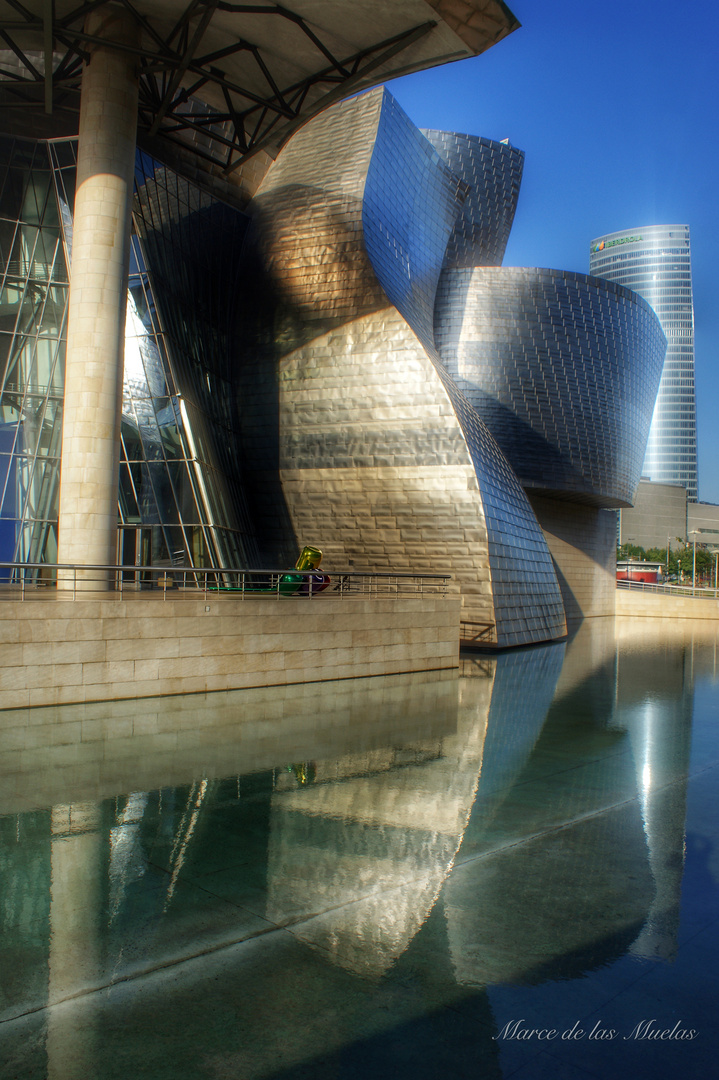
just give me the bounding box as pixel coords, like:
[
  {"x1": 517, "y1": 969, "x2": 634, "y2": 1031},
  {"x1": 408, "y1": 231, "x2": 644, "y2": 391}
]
[
  {"x1": 185, "y1": 59, "x2": 294, "y2": 116},
  {"x1": 0, "y1": 220, "x2": 19, "y2": 294},
  {"x1": 223, "y1": 20, "x2": 436, "y2": 172},
  {"x1": 164, "y1": 0, "x2": 204, "y2": 50},
  {"x1": 193, "y1": 38, "x2": 252, "y2": 67},
  {"x1": 148, "y1": 0, "x2": 218, "y2": 136},
  {"x1": 42, "y1": 0, "x2": 53, "y2": 113},
  {"x1": 0, "y1": 30, "x2": 43, "y2": 79},
  {"x1": 58, "y1": 0, "x2": 112, "y2": 29},
  {"x1": 3, "y1": 0, "x2": 36, "y2": 23},
  {"x1": 277, "y1": 8, "x2": 349, "y2": 77},
  {"x1": 119, "y1": 0, "x2": 175, "y2": 58},
  {"x1": 161, "y1": 112, "x2": 235, "y2": 148}
]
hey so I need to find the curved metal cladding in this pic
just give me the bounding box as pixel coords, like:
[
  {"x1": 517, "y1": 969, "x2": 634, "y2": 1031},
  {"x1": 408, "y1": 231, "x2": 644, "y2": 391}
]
[
  {"x1": 363, "y1": 94, "x2": 565, "y2": 646},
  {"x1": 422, "y1": 130, "x2": 524, "y2": 268},
  {"x1": 434, "y1": 267, "x2": 667, "y2": 508},
  {"x1": 246, "y1": 86, "x2": 566, "y2": 646}
]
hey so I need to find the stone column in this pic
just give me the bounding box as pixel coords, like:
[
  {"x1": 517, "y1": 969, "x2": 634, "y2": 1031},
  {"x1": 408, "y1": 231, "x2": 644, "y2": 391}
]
[{"x1": 57, "y1": 6, "x2": 139, "y2": 586}]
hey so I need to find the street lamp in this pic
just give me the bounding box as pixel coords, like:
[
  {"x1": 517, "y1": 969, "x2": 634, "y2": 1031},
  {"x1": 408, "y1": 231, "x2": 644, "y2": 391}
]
[{"x1": 712, "y1": 550, "x2": 719, "y2": 599}]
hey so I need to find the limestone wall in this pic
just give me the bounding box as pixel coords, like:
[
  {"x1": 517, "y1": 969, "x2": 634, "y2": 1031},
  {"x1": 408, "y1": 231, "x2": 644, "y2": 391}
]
[
  {"x1": 0, "y1": 594, "x2": 460, "y2": 710},
  {"x1": 616, "y1": 589, "x2": 719, "y2": 620},
  {"x1": 528, "y1": 495, "x2": 617, "y2": 622}
]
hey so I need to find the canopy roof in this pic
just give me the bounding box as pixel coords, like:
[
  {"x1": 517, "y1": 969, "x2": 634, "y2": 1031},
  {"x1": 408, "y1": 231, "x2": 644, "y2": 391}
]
[{"x1": 0, "y1": 0, "x2": 519, "y2": 174}]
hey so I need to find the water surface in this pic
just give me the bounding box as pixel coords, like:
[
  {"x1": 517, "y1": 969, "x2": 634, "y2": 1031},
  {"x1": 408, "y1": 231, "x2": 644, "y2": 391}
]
[{"x1": 1, "y1": 616, "x2": 717, "y2": 1078}]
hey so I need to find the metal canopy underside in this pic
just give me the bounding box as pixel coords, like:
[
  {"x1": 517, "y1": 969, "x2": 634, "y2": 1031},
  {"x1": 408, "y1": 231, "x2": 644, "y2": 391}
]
[{"x1": 0, "y1": 0, "x2": 519, "y2": 173}]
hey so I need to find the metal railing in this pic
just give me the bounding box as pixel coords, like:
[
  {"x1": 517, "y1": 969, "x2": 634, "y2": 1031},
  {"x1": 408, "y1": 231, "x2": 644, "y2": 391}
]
[
  {"x1": 617, "y1": 578, "x2": 719, "y2": 600},
  {"x1": 0, "y1": 562, "x2": 451, "y2": 602}
]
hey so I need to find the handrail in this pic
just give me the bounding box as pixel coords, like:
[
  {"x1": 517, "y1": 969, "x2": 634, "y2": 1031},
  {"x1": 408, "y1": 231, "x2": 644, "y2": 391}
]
[
  {"x1": 617, "y1": 579, "x2": 719, "y2": 600},
  {"x1": 0, "y1": 562, "x2": 451, "y2": 602}
]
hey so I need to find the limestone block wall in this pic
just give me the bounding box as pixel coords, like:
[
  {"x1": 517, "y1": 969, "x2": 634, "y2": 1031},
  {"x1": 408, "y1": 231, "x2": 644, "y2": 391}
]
[
  {"x1": 528, "y1": 495, "x2": 617, "y2": 621},
  {"x1": 0, "y1": 594, "x2": 460, "y2": 710},
  {"x1": 616, "y1": 590, "x2": 719, "y2": 620}
]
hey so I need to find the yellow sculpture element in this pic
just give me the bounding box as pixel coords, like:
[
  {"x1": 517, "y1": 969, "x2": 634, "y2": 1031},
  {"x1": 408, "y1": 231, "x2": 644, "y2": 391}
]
[{"x1": 295, "y1": 546, "x2": 323, "y2": 571}]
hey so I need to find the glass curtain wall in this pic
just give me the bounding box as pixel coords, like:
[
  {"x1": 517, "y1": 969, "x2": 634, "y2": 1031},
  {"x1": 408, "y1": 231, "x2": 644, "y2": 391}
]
[
  {"x1": 0, "y1": 138, "x2": 68, "y2": 573},
  {"x1": 0, "y1": 137, "x2": 257, "y2": 572},
  {"x1": 130, "y1": 153, "x2": 257, "y2": 569}
]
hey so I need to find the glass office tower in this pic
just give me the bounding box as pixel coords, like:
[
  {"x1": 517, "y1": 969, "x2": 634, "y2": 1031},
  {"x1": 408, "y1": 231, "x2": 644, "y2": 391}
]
[{"x1": 589, "y1": 225, "x2": 697, "y2": 500}]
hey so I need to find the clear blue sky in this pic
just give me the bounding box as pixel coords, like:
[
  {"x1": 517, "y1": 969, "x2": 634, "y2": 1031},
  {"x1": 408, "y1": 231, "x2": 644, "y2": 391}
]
[{"x1": 389, "y1": 0, "x2": 719, "y2": 502}]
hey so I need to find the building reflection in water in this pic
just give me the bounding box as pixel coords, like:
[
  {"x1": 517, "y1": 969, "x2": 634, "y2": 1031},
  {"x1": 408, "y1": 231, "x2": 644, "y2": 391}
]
[{"x1": 0, "y1": 619, "x2": 709, "y2": 1077}]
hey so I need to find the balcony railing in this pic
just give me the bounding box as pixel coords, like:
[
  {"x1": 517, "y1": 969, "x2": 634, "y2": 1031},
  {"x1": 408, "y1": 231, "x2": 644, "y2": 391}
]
[{"x1": 0, "y1": 562, "x2": 451, "y2": 602}]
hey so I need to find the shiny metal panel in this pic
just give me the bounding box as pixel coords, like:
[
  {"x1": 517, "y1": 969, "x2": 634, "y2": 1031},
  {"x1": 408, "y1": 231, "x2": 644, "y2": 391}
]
[
  {"x1": 248, "y1": 88, "x2": 566, "y2": 646},
  {"x1": 423, "y1": 130, "x2": 524, "y2": 268},
  {"x1": 435, "y1": 266, "x2": 667, "y2": 508}
]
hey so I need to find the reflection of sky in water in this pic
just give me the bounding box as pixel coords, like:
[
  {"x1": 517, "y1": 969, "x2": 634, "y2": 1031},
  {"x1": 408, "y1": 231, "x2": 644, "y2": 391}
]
[{"x1": 1, "y1": 620, "x2": 718, "y2": 1076}]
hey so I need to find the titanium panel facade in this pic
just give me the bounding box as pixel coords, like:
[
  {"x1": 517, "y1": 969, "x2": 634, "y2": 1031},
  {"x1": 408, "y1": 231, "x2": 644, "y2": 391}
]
[
  {"x1": 589, "y1": 225, "x2": 698, "y2": 501},
  {"x1": 423, "y1": 130, "x2": 524, "y2": 268},
  {"x1": 244, "y1": 87, "x2": 566, "y2": 646},
  {"x1": 434, "y1": 266, "x2": 667, "y2": 508}
]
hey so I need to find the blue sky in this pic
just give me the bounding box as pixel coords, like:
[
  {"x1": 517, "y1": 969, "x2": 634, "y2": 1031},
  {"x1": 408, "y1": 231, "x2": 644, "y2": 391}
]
[{"x1": 389, "y1": 0, "x2": 719, "y2": 502}]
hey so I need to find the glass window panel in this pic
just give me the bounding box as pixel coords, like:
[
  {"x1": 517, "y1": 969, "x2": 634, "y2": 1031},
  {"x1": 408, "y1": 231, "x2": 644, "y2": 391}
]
[
  {"x1": 0, "y1": 220, "x2": 17, "y2": 277},
  {"x1": 0, "y1": 452, "x2": 11, "y2": 494},
  {"x1": 119, "y1": 462, "x2": 140, "y2": 523},
  {"x1": 51, "y1": 141, "x2": 76, "y2": 168},
  {"x1": 1, "y1": 454, "x2": 29, "y2": 517},
  {"x1": 23, "y1": 457, "x2": 59, "y2": 520},
  {"x1": 213, "y1": 528, "x2": 245, "y2": 567},
  {"x1": 0, "y1": 281, "x2": 23, "y2": 335},
  {"x1": 162, "y1": 525, "x2": 188, "y2": 566},
  {"x1": 32, "y1": 334, "x2": 61, "y2": 393},
  {"x1": 0, "y1": 395, "x2": 21, "y2": 430},
  {"x1": 121, "y1": 419, "x2": 144, "y2": 462},
  {"x1": 166, "y1": 460, "x2": 201, "y2": 523},
  {"x1": 198, "y1": 464, "x2": 231, "y2": 529},
  {"x1": 130, "y1": 461, "x2": 160, "y2": 523},
  {"x1": 149, "y1": 525, "x2": 171, "y2": 565},
  {"x1": 9, "y1": 225, "x2": 39, "y2": 279},
  {"x1": 0, "y1": 168, "x2": 29, "y2": 221},
  {"x1": 16, "y1": 520, "x2": 57, "y2": 566},
  {"x1": 155, "y1": 398, "x2": 184, "y2": 458},
  {"x1": 134, "y1": 400, "x2": 163, "y2": 460},
  {"x1": 186, "y1": 524, "x2": 210, "y2": 567},
  {"x1": 0, "y1": 516, "x2": 18, "y2": 566},
  {"x1": 15, "y1": 284, "x2": 45, "y2": 339},
  {"x1": 147, "y1": 461, "x2": 180, "y2": 524},
  {"x1": 22, "y1": 170, "x2": 51, "y2": 227},
  {"x1": 4, "y1": 336, "x2": 36, "y2": 393},
  {"x1": 35, "y1": 396, "x2": 63, "y2": 457}
]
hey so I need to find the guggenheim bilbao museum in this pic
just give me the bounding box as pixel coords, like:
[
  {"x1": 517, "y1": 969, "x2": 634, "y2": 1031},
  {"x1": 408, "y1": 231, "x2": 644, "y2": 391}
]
[{"x1": 0, "y1": 1, "x2": 667, "y2": 647}]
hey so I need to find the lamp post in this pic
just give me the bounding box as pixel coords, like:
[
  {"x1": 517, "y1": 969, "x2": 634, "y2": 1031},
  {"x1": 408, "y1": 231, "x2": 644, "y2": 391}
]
[{"x1": 693, "y1": 533, "x2": 697, "y2": 595}]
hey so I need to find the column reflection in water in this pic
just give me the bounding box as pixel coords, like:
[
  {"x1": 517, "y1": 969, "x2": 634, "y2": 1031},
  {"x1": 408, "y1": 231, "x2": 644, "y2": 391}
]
[{"x1": 47, "y1": 803, "x2": 102, "y2": 1080}]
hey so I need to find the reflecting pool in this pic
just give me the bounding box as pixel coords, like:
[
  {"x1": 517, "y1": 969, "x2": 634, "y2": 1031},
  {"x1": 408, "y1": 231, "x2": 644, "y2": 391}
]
[{"x1": 1, "y1": 616, "x2": 718, "y2": 1079}]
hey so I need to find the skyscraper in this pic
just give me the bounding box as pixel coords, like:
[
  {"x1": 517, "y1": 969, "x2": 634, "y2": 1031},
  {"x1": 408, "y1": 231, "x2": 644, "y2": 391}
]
[{"x1": 589, "y1": 225, "x2": 698, "y2": 500}]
